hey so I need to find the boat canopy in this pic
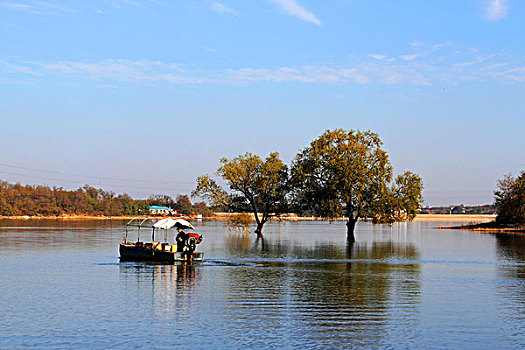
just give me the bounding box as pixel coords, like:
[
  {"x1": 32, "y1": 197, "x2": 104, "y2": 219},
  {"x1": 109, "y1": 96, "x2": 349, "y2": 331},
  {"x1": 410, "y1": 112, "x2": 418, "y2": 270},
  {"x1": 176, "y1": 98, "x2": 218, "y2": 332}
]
[
  {"x1": 125, "y1": 217, "x2": 194, "y2": 230},
  {"x1": 153, "y1": 218, "x2": 178, "y2": 229},
  {"x1": 123, "y1": 216, "x2": 196, "y2": 244}
]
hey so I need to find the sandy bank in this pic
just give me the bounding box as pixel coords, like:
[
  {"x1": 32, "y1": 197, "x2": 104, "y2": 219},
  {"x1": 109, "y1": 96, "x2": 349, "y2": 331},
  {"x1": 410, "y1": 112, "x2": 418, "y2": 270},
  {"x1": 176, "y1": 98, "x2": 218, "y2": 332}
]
[
  {"x1": 0, "y1": 215, "x2": 136, "y2": 220},
  {"x1": 413, "y1": 214, "x2": 496, "y2": 222},
  {"x1": 441, "y1": 221, "x2": 525, "y2": 234},
  {"x1": 0, "y1": 213, "x2": 497, "y2": 223}
]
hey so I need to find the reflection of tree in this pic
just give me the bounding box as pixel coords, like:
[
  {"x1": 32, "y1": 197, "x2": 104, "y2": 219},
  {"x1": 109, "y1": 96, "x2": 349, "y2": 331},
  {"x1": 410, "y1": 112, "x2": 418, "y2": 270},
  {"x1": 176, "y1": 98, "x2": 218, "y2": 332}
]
[
  {"x1": 495, "y1": 234, "x2": 525, "y2": 266},
  {"x1": 495, "y1": 233, "x2": 525, "y2": 284},
  {"x1": 0, "y1": 218, "x2": 125, "y2": 252},
  {"x1": 494, "y1": 234, "x2": 525, "y2": 332},
  {"x1": 221, "y1": 239, "x2": 421, "y2": 347}
]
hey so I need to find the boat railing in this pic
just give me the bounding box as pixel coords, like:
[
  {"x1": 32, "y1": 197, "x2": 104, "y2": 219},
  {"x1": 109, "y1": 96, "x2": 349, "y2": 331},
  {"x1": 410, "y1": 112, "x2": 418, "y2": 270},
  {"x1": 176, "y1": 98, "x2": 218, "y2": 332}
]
[{"x1": 123, "y1": 216, "x2": 158, "y2": 244}]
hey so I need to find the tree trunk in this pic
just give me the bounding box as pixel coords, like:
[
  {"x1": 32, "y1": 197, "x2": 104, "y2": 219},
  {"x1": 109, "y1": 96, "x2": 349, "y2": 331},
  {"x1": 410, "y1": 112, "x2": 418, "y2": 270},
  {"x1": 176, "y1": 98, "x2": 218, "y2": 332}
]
[
  {"x1": 254, "y1": 222, "x2": 264, "y2": 239},
  {"x1": 346, "y1": 218, "x2": 356, "y2": 243}
]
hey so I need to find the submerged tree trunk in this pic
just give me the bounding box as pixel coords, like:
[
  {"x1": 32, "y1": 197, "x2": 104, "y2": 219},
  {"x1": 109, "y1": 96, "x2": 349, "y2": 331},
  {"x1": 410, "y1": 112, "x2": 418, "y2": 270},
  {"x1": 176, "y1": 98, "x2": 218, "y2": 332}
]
[
  {"x1": 254, "y1": 221, "x2": 265, "y2": 239},
  {"x1": 249, "y1": 198, "x2": 265, "y2": 239},
  {"x1": 346, "y1": 218, "x2": 356, "y2": 243}
]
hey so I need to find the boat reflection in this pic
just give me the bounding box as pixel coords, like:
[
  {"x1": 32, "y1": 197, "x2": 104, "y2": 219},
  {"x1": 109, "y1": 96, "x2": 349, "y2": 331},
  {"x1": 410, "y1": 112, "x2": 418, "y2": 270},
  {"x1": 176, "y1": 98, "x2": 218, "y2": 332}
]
[{"x1": 119, "y1": 262, "x2": 201, "y2": 318}]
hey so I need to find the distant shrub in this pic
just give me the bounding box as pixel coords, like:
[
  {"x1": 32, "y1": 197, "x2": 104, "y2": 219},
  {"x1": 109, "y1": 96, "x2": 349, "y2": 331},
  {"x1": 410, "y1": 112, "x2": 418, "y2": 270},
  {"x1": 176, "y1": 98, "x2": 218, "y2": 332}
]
[
  {"x1": 0, "y1": 180, "x2": 213, "y2": 217},
  {"x1": 226, "y1": 213, "x2": 253, "y2": 234},
  {"x1": 495, "y1": 171, "x2": 525, "y2": 224}
]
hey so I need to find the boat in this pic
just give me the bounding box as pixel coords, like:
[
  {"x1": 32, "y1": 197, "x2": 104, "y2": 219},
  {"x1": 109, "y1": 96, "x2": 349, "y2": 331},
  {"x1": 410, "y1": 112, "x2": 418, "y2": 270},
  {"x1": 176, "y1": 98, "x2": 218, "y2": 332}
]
[{"x1": 119, "y1": 216, "x2": 204, "y2": 263}]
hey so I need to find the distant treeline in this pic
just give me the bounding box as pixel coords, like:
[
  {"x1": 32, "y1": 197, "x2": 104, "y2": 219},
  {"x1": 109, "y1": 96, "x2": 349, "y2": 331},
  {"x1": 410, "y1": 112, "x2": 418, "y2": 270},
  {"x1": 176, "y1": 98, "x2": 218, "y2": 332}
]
[
  {"x1": 0, "y1": 180, "x2": 213, "y2": 217},
  {"x1": 420, "y1": 204, "x2": 497, "y2": 215}
]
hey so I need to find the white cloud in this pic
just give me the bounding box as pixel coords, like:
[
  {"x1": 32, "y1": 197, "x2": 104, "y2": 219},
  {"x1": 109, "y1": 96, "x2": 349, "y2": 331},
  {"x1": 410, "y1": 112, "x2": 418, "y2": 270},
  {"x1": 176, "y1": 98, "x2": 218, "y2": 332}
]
[
  {"x1": 400, "y1": 53, "x2": 422, "y2": 61},
  {"x1": 453, "y1": 54, "x2": 496, "y2": 68},
  {"x1": 400, "y1": 41, "x2": 451, "y2": 61},
  {"x1": 209, "y1": 1, "x2": 237, "y2": 16},
  {"x1": 204, "y1": 46, "x2": 218, "y2": 54},
  {"x1": 0, "y1": 1, "x2": 164, "y2": 15},
  {"x1": 3, "y1": 44, "x2": 525, "y2": 87},
  {"x1": 1, "y1": 61, "x2": 41, "y2": 75},
  {"x1": 369, "y1": 54, "x2": 386, "y2": 60},
  {"x1": 34, "y1": 60, "x2": 210, "y2": 84},
  {"x1": 0, "y1": 1, "x2": 43, "y2": 14},
  {"x1": 369, "y1": 54, "x2": 395, "y2": 62},
  {"x1": 484, "y1": 0, "x2": 508, "y2": 21},
  {"x1": 0, "y1": 1, "x2": 76, "y2": 15},
  {"x1": 269, "y1": 0, "x2": 321, "y2": 26}
]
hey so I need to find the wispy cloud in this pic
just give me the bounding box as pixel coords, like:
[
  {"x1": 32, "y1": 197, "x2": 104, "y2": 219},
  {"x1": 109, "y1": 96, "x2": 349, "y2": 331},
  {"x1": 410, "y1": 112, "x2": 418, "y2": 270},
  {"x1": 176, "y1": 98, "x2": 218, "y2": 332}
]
[
  {"x1": 34, "y1": 60, "x2": 210, "y2": 84},
  {"x1": 484, "y1": 0, "x2": 508, "y2": 21},
  {"x1": 0, "y1": 1, "x2": 77, "y2": 15},
  {"x1": 0, "y1": 20, "x2": 19, "y2": 28},
  {"x1": 369, "y1": 54, "x2": 387, "y2": 60},
  {"x1": 269, "y1": 0, "x2": 321, "y2": 26},
  {"x1": 0, "y1": 0, "x2": 163, "y2": 15},
  {"x1": 2, "y1": 44, "x2": 525, "y2": 87},
  {"x1": 209, "y1": 1, "x2": 238, "y2": 16},
  {"x1": 399, "y1": 41, "x2": 451, "y2": 61},
  {"x1": 204, "y1": 47, "x2": 218, "y2": 54},
  {"x1": 368, "y1": 54, "x2": 395, "y2": 62}
]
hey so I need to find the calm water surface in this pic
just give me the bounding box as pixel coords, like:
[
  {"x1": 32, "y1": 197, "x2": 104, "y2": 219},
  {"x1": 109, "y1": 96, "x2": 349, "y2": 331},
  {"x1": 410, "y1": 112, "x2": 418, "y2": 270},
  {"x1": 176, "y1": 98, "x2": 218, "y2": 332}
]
[{"x1": 0, "y1": 219, "x2": 524, "y2": 349}]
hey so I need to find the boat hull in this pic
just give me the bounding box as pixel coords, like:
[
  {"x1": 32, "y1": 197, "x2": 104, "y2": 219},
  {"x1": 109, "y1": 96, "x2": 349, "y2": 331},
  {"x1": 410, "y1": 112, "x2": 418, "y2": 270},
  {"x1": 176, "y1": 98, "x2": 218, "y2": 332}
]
[{"x1": 119, "y1": 243, "x2": 204, "y2": 263}]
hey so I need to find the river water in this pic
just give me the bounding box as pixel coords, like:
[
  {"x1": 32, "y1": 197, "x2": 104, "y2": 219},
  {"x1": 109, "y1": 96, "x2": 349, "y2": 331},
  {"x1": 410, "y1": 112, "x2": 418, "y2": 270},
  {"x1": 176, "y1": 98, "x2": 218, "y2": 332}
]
[{"x1": 0, "y1": 219, "x2": 524, "y2": 349}]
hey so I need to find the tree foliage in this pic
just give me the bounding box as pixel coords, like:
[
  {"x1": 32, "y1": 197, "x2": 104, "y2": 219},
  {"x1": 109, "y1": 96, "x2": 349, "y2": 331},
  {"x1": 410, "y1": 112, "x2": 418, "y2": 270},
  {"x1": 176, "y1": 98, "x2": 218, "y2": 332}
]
[
  {"x1": 290, "y1": 129, "x2": 423, "y2": 241},
  {"x1": 147, "y1": 194, "x2": 175, "y2": 208},
  {"x1": 193, "y1": 152, "x2": 289, "y2": 236},
  {"x1": 495, "y1": 171, "x2": 525, "y2": 224},
  {"x1": 0, "y1": 180, "x2": 212, "y2": 217},
  {"x1": 391, "y1": 171, "x2": 425, "y2": 221}
]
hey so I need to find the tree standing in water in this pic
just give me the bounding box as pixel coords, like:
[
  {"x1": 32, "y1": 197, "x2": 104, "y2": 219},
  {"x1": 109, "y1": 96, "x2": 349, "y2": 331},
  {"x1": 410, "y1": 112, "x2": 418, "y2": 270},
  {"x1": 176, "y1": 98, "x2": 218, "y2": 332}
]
[
  {"x1": 290, "y1": 129, "x2": 423, "y2": 243},
  {"x1": 193, "y1": 152, "x2": 289, "y2": 238}
]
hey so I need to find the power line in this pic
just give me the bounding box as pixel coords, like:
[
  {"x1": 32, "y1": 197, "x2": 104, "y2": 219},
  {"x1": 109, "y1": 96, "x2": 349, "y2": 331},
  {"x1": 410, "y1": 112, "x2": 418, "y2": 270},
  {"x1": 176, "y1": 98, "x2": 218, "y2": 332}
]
[
  {"x1": 424, "y1": 189, "x2": 493, "y2": 193},
  {"x1": 0, "y1": 170, "x2": 194, "y2": 193},
  {"x1": 0, "y1": 163, "x2": 194, "y2": 185}
]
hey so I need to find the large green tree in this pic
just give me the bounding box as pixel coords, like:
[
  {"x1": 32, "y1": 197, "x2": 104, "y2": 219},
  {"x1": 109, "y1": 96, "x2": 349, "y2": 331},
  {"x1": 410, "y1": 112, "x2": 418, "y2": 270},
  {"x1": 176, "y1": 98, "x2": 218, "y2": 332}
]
[
  {"x1": 494, "y1": 171, "x2": 525, "y2": 224},
  {"x1": 193, "y1": 152, "x2": 289, "y2": 238},
  {"x1": 290, "y1": 129, "x2": 423, "y2": 242}
]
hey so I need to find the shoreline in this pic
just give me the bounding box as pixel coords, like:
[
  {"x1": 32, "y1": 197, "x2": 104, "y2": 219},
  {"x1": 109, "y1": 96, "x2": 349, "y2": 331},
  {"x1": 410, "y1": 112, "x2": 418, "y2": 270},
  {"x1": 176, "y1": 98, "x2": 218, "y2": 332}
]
[
  {"x1": 440, "y1": 221, "x2": 525, "y2": 234},
  {"x1": 0, "y1": 213, "x2": 497, "y2": 222}
]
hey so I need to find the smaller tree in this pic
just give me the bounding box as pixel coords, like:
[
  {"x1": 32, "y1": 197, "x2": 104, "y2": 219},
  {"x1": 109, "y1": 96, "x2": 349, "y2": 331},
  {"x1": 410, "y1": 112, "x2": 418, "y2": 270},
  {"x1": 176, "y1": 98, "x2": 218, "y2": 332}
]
[
  {"x1": 193, "y1": 152, "x2": 289, "y2": 238},
  {"x1": 193, "y1": 201, "x2": 214, "y2": 217},
  {"x1": 175, "y1": 194, "x2": 194, "y2": 215},
  {"x1": 390, "y1": 171, "x2": 424, "y2": 221},
  {"x1": 147, "y1": 194, "x2": 175, "y2": 208},
  {"x1": 226, "y1": 213, "x2": 253, "y2": 235},
  {"x1": 495, "y1": 171, "x2": 525, "y2": 224}
]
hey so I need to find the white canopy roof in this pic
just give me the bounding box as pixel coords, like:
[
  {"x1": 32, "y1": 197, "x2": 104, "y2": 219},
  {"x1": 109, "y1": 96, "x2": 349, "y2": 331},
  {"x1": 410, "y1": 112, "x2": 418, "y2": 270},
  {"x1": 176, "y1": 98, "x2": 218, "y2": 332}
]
[
  {"x1": 153, "y1": 218, "x2": 177, "y2": 229},
  {"x1": 153, "y1": 218, "x2": 194, "y2": 230}
]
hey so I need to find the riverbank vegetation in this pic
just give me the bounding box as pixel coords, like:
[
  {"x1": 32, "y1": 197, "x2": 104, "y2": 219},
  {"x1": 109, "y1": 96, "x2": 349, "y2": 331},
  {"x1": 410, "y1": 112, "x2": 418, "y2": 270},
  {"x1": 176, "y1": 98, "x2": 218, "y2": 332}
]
[
  {"x1": 452, "y1": 171, "x2": 525, "y2": 233},
  {"x1": 494, "y1": 171, "x2": 525, "y2": 224},
  {"x1": 0, "y1": 181, "x2": 212, "y2": 217}
]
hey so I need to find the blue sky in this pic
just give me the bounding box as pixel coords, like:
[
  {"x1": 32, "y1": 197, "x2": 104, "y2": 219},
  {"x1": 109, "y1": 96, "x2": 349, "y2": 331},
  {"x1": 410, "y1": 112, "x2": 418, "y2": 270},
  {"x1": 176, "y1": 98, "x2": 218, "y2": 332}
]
[{"x1": 0, "y1": 0, "x2": 524, "y2": 206}]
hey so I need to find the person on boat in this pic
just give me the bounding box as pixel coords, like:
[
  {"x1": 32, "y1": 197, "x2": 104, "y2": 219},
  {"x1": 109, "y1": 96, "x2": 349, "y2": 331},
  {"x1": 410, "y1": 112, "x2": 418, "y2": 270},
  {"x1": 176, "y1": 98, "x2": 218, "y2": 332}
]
[
  {"x1": 175, "y1": 224, "x2": 188, "y2": 252},
  {"x1": 182, "y1": 233, "x2": 203, "y2": 262}
]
